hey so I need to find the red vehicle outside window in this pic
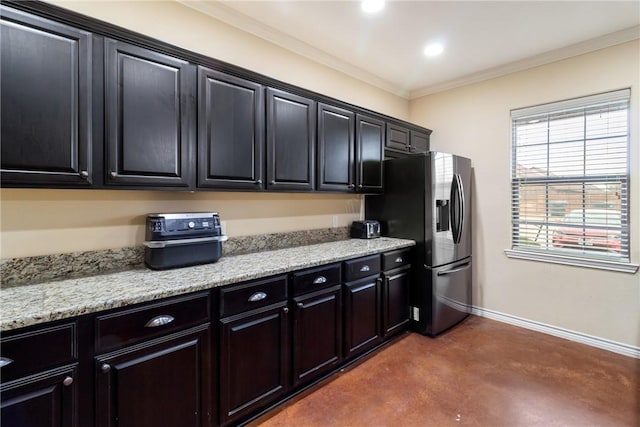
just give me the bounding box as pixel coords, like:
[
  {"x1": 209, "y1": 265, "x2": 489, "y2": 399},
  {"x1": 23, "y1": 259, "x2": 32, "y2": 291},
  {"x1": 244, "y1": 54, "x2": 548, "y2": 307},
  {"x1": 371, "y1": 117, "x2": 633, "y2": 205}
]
[{"x1": 552, "y1": 209, "x2": 622, "y2": 254}]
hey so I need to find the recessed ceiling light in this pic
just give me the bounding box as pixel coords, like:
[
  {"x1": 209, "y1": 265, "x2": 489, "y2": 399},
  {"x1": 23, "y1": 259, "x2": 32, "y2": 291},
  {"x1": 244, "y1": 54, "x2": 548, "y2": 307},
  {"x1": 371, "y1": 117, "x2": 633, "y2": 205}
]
[
  {"x1": 361, "y1": 0, "x2": 385, "y2": 14},
  {"x1": 423, "y1": 43, "x2": 444, "y2": 57}
]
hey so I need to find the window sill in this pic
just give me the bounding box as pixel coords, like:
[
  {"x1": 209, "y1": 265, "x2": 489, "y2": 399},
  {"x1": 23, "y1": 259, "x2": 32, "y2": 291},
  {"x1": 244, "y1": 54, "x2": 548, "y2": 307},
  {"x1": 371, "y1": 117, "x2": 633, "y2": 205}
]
[{"x1": 504, "y1": 249, "x2": 639, "y2": 274}]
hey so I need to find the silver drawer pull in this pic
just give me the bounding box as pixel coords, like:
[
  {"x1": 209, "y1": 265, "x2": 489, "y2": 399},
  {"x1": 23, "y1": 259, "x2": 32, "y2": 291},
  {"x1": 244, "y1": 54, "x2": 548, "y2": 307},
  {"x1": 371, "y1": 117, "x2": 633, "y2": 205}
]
[
  {"x1": 395, "y1": 257, "x2": 403, "y2": 263},
  {"x1": 360, "y1": 265, "x2": 370, "y2": 272},
  {"x1": 313, "y1": 276, "x2": 327, "y2": 284},
  {"x1": 0, "y1": 357, "x2": 13, "y2": 368},
  {"x1": 249, "y1": 292, "x2": 267, "y2": 302},
  {"x1": 144, "y1": 315, "x2": 175, "y2": 328}
]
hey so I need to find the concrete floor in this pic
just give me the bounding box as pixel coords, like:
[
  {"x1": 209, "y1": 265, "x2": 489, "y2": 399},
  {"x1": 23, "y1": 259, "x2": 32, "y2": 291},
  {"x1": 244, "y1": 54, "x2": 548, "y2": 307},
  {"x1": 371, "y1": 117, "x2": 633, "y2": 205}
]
[{"x1": 253, "y1": 316, "x2": 640, "y2": 427}]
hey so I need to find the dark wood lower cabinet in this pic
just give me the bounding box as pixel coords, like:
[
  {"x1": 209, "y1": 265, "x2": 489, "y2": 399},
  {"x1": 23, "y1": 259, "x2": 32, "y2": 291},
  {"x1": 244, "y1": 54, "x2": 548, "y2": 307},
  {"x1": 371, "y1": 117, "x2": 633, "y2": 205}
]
[
  {"x1": 343, "y1": 276, "x2": 382, "y2": 358},
  {"x1": 0, "y1": 251, "x2": 412, "y2": 427},
  {"x1": 0, "y1": 366, "x2": 77, "y2": 427},
  {"x1": 95, "y1": 325, "x2": 211, "y2": 427},
  {"x1": 219, "y1": 303, "x2": 289, "y2": 426},
  {"x1": 292, "y1": 285, "x2": 343, "y2": 387},
  {"x1": 382, "y1": 265, "x2": 412, "y2": 338}
]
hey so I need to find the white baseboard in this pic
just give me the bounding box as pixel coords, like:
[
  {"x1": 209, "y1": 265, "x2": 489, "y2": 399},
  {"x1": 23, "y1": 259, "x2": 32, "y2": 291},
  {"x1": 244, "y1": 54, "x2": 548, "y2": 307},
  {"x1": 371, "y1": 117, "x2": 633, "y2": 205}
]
[{"x1": 471, "y1": 306, "x2": 640, "y2": 359}]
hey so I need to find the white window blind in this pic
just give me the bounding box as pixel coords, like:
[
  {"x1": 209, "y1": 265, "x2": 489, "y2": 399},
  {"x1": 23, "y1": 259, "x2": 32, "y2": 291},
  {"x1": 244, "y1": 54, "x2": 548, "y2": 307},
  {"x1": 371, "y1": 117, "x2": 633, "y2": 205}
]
[{"x1": 510, "y1": 89, "x2": 631, "y2": 267}]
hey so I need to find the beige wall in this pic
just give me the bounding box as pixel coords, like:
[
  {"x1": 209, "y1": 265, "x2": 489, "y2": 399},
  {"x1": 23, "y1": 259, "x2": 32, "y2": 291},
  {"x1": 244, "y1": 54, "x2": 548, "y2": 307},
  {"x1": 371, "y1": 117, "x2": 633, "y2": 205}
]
[
  {"x1": 0, "y1": 189, "x2": 361, "y2": 258},
  {"x1": 410, "y1": 40, "x2": 640, "y2": 348},
  {"x1": 0, "y1": 0, "x2": 409, "y2": 259},
  {"x1": 46, "y1": 0, "x2": 409, "y2": 119}
]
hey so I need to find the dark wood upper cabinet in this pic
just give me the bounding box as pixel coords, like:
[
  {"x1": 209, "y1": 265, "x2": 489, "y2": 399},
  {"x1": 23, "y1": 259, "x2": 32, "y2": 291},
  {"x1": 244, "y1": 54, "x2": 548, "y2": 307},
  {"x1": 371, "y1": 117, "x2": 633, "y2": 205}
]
[
  {"x1": 410, "y1": 129, "x2": 430, "y2": 153},
  {"x1": 105, "y1": 38, "x2": 196, "y2": 187},
  {"x1": 0, "y1": 6, "x2": 94, "y2": 186},
  {"x1": 385, "y1": 123, "x2": 410, "y2": 152},
  {"x1": 317, "y1": 103, "x2": 355, "y2": 192},
  {"x1": 386, "y1": 123, "x2": 431, "y2": 156},
  {"x1": 198, "y1": 67, "x2": 264, "y2": 190},
  {"x1": 1, "y1": 3, "x2": 431, "y2": 192},
  {"x1": 266, "y1": 88, "x2": 316, "y2": 191},
  {"x1": 356, "y1": 114, "x2": 384, "y2": 193}
]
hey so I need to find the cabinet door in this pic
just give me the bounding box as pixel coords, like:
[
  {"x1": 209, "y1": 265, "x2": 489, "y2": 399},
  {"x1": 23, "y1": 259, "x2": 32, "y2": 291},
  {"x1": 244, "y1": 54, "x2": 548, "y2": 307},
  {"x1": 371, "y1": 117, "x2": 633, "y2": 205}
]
[
  {"x1": 382, "y1": 265, "x2": 411, "y2": 338},
  {"x1": 385, "y1": 123, "x2": 410, "y2": 152},
  {"x1": 1, "y1": 366, "x2": 77, "y2": 427},
  {"x1": 292, "y1": 285, "x2": 342, "y2": 387},
  {"x1": 344, "y1": 275, "x2": 382, "y2": 358},
  {"x1": 266, "y1": 88, "x2": 315, "y2": 191},
  {"x1": 0, "y1": 7, "x2": 93, "y2": 186},
  {"x1": 355, "y1": 114, "x2": 384, "y2": 193},
  {"x1": 219, "y1": 303, "x2": 289, "y2": 426},
  {"x1": 105, "y1": 39, "x2": 195, "y2": 187},
  {"x1": 317, "y1": 103, "x2": 355, "y2": 192},
  {"x1": 95, "y1": 327, "x2": 211, "y2": 427},
  {"x1": 198, "y1": 67, "x2": 264, "y2": 190},
  {"x1": 410, "y1": 129, "x2": 430, "y2": 153}
]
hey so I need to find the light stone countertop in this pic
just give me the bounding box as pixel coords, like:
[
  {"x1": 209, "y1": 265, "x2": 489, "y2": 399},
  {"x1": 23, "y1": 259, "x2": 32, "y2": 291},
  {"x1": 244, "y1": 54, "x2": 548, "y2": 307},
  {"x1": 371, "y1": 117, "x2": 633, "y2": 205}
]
[{"x1": 0, "y1": 238, "x2": 414, "y2": 331}]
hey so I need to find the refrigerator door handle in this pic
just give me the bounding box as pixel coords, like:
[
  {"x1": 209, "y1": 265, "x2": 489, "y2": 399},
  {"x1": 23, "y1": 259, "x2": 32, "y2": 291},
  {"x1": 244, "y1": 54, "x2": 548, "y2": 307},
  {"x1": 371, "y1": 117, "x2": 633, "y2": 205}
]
[
  {"x1": 450, "y1": 173, "x2": 464, "y2": 244},
  {"x1": 456, "y1": 173, "x2": 465, "y2": 243},
  {"x1": 436, "y1": 262, "x2": 471, "y2": 276},
  {"x1": 449, "y1": 176, "x2": 458, "y2": 241}
]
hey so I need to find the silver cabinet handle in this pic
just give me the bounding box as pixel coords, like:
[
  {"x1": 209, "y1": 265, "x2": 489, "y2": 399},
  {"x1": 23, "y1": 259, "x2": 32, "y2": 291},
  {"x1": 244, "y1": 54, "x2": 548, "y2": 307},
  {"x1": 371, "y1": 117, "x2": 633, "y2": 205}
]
[
  {"x1": 283, "y1": 307, "x2": 289, "y2": 314},
  {"x1": 395, "y1": 257, "x2": 403, "y2": 263},
  {"x1": 313, "y1": 276, "x2": 327, "y2": 284},
  {"x1": 63, "y1": 376, "x2": 74, "y2": 387},
  {"x1": 348, "y1": 184, "x2": 355, "y2": 189},
  {"x1": 358, "y1": 184, "x2": 363, "y2": 189},
  {"x1": 297, "y1": 302, "x2": 304, "y2": 308},
  {"x1": 109, "y1": 171, "x2": 117, "y2": 178},
  {"x1": 255, "y1": 179, "x2": 262, "y2": 185},
  {"x1": 360, "y1": 265, "x2": 370, "y2": 272},
  {"x1": 0, "y1": 357, "x2": 13, "y2": 368},
  {"x1": 269, "y1": 180, "x2": 276, "y2": 185},
  {"x1": 79, "y1": 170, "x2": 89, "y2": 178},
  {"x1": 144, "y1": 315, "x2": 175, "y2": 328},
  {"x1": 101, "y1": 363, "x2": 111, "y2": 374},
  {"x1": 248, "y1": 292, "x2": 267, "y2": 302}
]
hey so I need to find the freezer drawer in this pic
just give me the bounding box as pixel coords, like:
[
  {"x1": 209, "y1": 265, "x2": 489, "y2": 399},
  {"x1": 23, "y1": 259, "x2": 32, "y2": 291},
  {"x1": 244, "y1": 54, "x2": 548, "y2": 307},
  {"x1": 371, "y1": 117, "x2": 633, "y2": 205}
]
[{"x1": 413, "y1": 258, "x2": 471, "y2": 336}]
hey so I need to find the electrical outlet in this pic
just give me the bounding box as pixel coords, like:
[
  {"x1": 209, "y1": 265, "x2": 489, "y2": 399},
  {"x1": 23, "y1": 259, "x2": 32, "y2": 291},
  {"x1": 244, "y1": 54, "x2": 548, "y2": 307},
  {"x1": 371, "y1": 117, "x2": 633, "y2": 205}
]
[
  {"x1": 332, "y1": 215, "x2": 339, "y2": 227},
  {"x1": 411, "y1": 306, "x2": 420, "y2": 321},
  {"x1": 220, "y1": 221, "x2": 227, "y2": 235}
]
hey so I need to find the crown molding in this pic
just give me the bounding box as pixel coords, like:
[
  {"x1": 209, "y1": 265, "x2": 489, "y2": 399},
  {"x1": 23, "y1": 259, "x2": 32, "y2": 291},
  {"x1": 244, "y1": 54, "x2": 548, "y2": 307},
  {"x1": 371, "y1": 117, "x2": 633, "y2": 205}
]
[
  {"x1": 178, "y1": 1, "x2": 639, "y2": 102},
  {"x1": 179, "y1": 0, "x2": 406, "y2": 98},
  {"x1": 409, "y1": 25, "x2": 640, "y2": 100}
]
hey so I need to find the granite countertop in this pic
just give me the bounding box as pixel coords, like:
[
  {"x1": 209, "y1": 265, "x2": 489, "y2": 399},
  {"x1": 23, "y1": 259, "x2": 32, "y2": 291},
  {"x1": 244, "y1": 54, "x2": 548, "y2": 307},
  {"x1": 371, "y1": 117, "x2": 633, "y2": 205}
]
[{"x1": 0, "y1": 238, "x2": 414, "y2": 331}]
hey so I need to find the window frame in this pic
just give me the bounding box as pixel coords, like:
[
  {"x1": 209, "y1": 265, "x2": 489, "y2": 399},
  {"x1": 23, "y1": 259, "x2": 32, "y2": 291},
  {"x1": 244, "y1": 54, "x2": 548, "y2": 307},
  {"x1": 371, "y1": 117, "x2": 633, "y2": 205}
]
[{"x1": 504, "y1": 89, "x2": 638, "y2": 274}]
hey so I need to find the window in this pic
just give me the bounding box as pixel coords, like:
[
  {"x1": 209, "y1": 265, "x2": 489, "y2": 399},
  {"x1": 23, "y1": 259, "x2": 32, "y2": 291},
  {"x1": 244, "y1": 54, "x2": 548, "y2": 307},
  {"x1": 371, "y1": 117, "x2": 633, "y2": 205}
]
[{"x1": 506, "y1": 89, "x2": 637, "y2": 273}]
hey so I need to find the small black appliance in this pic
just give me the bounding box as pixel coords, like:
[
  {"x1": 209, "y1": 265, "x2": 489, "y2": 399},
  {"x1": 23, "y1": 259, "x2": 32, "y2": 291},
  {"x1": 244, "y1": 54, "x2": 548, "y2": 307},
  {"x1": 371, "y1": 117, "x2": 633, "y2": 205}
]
[
  {"x1": 143, "y1": 212, "x2": 228, "y2": 270},
  {"x1": 350, "y1": 220, "x2": 381, "y2": 239}
]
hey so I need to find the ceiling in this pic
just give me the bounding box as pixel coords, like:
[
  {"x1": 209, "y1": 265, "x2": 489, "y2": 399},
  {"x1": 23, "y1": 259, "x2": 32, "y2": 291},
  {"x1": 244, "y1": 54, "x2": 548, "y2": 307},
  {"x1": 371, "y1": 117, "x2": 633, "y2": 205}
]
[{"x1": 182, "y1": 1, "x2": 640, "y2": 99}]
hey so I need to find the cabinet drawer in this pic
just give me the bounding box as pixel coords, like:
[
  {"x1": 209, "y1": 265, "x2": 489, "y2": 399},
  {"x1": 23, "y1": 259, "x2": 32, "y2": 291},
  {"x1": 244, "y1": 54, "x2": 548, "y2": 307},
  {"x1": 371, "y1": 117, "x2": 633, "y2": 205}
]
[
  {"x1": 291, "y1": 263, "x2": 341, "y2": 296},
  {"x1": 382, "y1": 249, "x2": 411, "y2": 271},
  {"x1": 343, "y1": 254, "x2": 381, "y2": 282},
  {"x1": 0, "y1": 322, "x2": 76, "y2": 383},
  {"x1": 220, "y1": 275, "x2": 288, "y2": 318},
  {"x1": 95, "y1": 292, "x2": 210, "y2": 353}
]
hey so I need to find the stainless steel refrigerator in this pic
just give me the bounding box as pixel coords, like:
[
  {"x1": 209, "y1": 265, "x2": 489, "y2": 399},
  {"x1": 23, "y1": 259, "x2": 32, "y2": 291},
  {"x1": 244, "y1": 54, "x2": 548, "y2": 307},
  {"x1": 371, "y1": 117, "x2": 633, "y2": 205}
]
[{"x1": 366, "y1": 152, "x2": 472, "y2": 336}]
